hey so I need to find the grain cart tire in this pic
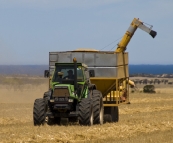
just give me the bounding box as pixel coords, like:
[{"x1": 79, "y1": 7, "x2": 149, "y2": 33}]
[
  {"x1": 33, "y1": 98, "x2": 47, "y2": 126},
  {"x1": 93, "y1": 90, "x2": 104, "y2": 124},
  {"x1": 79, "y1": 98, "x2": 93, "y2": 126},
  {"x1": 112, "y1": 106, "x2": 119, "y2": 122},
  {"x1": 103, "y1": 114, "x2": 112, "y2": 123},
  {"x1": 104, "y1": 106, "x2": 119, "y2": 122}
]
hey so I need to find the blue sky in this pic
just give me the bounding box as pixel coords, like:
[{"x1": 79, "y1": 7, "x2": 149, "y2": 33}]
[{"x1": 0, "y1": 0, "x2": 172, "y2": 65}]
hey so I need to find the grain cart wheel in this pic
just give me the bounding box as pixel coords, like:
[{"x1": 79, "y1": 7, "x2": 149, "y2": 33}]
[
  {"x1": 79, "y1": 98, "x2": 93, "y2": 126},
  {"x1": 33, "y1": 98, "x2": 47, "y2": 126},
  {"x1": 104, "y1": 106, "x2": 119, "y2": 123},
  {"x1": 103, "y1": 114, "x2": 112, "y2": 123},
  {"x1": 111, "y1": 106, "x2": 119, "y2": 122},
  {"x1": 93, "y1": 90, "x2": 104, "y2": 125}
]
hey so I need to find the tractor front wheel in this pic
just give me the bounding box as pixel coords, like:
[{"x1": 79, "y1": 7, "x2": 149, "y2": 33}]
[
  {"x1": 79, "y1": 98, "x2": 93, "y2": 126},
  {"x1": 33, "y1": 98, "x2": 47, "y2": 126}
]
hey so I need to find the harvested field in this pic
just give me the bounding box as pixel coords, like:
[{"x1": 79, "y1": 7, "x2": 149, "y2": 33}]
[{"x1": 0, "y1": 76, "x2": 173, "y2": 143}]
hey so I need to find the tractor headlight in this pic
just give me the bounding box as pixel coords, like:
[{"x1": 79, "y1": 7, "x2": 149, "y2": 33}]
[{"x1": 68, "y1": 99, "x2": 73, "y2": 102}]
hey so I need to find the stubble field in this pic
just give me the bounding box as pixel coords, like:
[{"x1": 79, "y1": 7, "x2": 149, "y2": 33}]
[{"x1": 0, "y1": 75, "x2": 173, "y2": 143}]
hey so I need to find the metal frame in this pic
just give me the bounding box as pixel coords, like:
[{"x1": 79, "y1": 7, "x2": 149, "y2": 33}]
[{"x1": 103, "y1": 77, "x2": 129, "y2": 107}]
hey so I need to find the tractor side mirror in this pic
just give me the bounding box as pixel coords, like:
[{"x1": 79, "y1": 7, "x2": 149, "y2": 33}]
[
  {"x1": 85, "y1": 71, "x2": 89, "y2": 79},
  {"x1": 89, "y1": 70, "x2": 95, "y2": 77},
  {"x1": 44, "y1": 70, "x2": 49, "y2": 78},
  {"x1": 85, "y1": 71, "x2": 90, "y2": 83}
]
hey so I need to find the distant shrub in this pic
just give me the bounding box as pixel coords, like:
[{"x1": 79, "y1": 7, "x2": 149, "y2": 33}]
[{"x1": 143, "y1": 85, "x2": 156, "y2": 93}]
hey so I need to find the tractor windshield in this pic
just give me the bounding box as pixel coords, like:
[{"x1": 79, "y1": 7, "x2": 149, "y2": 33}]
[{"x1": 52, "y1": 65, "x2": 84, "y2": 82}]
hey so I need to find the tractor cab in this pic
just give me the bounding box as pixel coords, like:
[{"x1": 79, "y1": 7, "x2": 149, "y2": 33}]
[
  {"x1": 52, "y1": 63, "x2": 87, "y2": 85},
  {"x1": 50, "y1": 62, "x2": 90, "y2": 100}
]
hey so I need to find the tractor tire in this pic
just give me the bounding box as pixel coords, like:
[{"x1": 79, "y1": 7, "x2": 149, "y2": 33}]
[
  {"x1": 79, "y1": 98, "x2": 93, "y2": 126},
  {"x1": 33, "y1": 98, "x2": 47, "y2": 126},
  {"x1": 104, "y1": 106, "x2": 119, "y2": 123},
  {"x1": 92, "y1": 90, "x2": 104, "y2": 125}
]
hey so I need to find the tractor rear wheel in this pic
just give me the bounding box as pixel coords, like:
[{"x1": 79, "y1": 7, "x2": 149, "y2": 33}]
[
  {"x1": 33, "y1": 98, "x2": 47, "y2": 126},
  {"x1": 79, "y1": 98, "x2": 93, "y2": 126},
  {"x1": 92, "y1": 90, "x2": 103, "y2": 125}
]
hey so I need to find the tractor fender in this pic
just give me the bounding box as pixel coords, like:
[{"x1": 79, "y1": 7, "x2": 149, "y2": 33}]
[
  {"x1": 88, "y1": 84, "x2": 97, "y2": 90},
  {"x1": 87, "y1": 84, "x2": 97, "y2": 99},
  {"x1": 43, "y1": 89, "x2": 53, "y2": 100}
]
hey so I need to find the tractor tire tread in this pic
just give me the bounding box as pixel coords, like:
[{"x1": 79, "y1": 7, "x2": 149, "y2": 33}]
[
  {"x1": 33, "y1": 98, "x2": 46, "y2": 126},
  {"x1": 79, "y1": 98, "x2": 92, "y2": 126},
  {"x1": 92, "y1": 90, "x2": 103, "y2": 124}
]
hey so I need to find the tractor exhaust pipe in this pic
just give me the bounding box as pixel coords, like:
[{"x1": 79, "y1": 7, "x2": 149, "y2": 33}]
[{"x1": 73, "y1": 58, "x2": 78, "y2": 92}]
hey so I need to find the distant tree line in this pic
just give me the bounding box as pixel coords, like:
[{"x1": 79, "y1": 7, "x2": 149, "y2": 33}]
[
  {"x1": 130, "y1": 73, "x2": 173, "y2": 78},
  {"x1": 132, "y1": 78, "x2": 173, "y2": 85}
]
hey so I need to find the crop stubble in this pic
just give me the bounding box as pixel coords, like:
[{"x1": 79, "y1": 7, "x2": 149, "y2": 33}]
[{"x1": 0, "y1": 76, "x2": 173, "y2": 143}]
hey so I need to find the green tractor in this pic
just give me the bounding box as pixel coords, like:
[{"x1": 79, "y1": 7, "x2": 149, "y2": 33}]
[{"x1": 33, "y1": 59, "x2": 103, "y2": 126}]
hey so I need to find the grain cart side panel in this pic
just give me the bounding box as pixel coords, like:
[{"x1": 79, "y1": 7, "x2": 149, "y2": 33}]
[
  {"x1": 49, "y1": 51, "x2": 128, "y2": 76},
  {"x1": 49, "y1": 52, "x2": 128, "y2": 66},
  {"x1": 88, "y1": 65, "x2": 128, "y2": 78}
]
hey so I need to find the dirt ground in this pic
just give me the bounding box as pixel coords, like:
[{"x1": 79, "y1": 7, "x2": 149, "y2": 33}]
[{"x1": 0, "y1": 76, "x2": 173, "y2": 143}]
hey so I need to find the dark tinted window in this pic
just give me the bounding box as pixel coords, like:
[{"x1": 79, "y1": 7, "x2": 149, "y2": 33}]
[{"x1": 52, "y1": 65, "x2": 84, "y2": 82}]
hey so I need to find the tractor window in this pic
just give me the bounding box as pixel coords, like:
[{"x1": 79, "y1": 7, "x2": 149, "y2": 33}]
[
  {"x1": 77, "y1": 67, "x2": 83, "y2": 81},
  {"x1": 52, "y1": 65, "x2": 84, "y2": 82}
]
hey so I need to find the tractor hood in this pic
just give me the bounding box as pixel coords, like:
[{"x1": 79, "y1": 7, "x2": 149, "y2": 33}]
[{"x1": 53, "y1": 84, "x2": 78, "y2": 100}]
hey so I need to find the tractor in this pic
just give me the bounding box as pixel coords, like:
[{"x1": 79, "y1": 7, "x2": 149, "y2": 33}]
[{"x1": 33, "y1": 58, "x2": 103, "y2": 126}]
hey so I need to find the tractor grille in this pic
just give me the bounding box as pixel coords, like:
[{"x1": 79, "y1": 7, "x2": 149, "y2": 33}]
[{"x1": 53, "y1": 87, "x2": 70, "y2": 97}]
